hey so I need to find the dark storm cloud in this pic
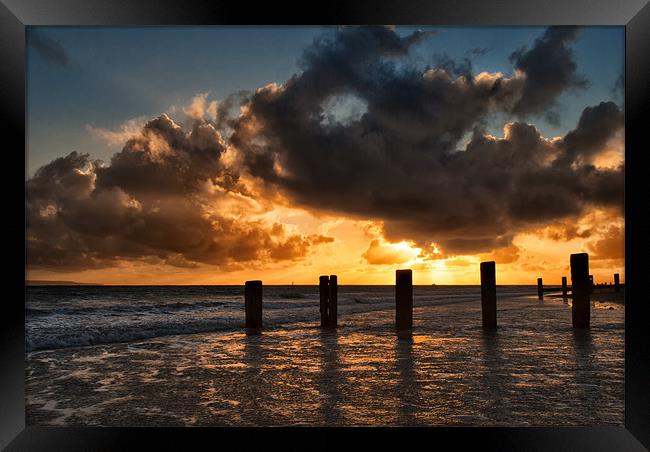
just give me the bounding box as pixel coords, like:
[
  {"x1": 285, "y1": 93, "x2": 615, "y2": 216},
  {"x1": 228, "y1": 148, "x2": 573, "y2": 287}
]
[
  {"x1": 434, "y1": 48, "x2": 490, "y2": 80},
  {"x1": 556, "y1": 101, "x2": 624, "y2": 165},
  {"x1": 27, "y1": 26, "x2": 623, "y2": 267},
  {"x1": 509, "y1": 26, "x2": 589, "y2": 117},
  {"x1": 432, "y1": 53, "x2": 473, "y2": 79},
  {"x1": 95, "y1": 114, "x2": 226, "y2": 196},
  {"x1": 213, "y1": 90, "x2": 251, "y2": 131},
  {"x1": 28, "y1": 31, "x2": 72, "y2": 69},
  {"x1": 231, "y1": 26, "x2": 623, "y2": 255},
  {"x1": 26, "y1": 115, "x2": 332, "y2": 270}
]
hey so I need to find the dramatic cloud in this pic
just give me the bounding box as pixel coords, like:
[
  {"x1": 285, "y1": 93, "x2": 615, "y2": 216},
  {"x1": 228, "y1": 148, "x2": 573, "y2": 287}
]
[
  {"x1": 28, "y1": 31, "x2": 72, "y2": 69},
  {"x1": 230, "y1": 26, "x2": 623, "y2": 255},
  {"x1": 26, "y1": 115, "x2": 332, "y2": 270},
  {"x1": 509, "y1": 26, "x2": 588, "y2": 117},
  {"x1": 86, "y1": 117, "x2": 148, "y2": 146},
  {"x1": 538, "y1": 221, "x2": 594, "y2": 241},
  {"x1": 183, "y1": 92, "x2": 218, "y2": 121},
  {"x1": 362, "y1": 238, "x2": 419, "y2": 265},
  {"x1": 27, "y1": 26, "x2": 624, "y2": 274},
  {"x1": 556, "y1": 101, "x2": 624, "y2": 166},
  {"x1": 587, "y1": 225, "x2": 624, "y2": 260},
  {"x1": 479, "y1": 245, "x2": 521, "y2": 265}
]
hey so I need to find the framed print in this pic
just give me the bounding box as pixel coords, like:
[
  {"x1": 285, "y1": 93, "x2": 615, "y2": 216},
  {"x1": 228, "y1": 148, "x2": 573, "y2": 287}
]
[{"x1": 1, "y1": 0, "x2": 649, "y2": 450}]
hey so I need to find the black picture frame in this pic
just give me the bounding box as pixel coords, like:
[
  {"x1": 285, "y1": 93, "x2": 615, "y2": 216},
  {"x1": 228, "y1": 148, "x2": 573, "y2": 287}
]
[{"x1": 2, "y1": 0, "x2": 648, "y2": 450}]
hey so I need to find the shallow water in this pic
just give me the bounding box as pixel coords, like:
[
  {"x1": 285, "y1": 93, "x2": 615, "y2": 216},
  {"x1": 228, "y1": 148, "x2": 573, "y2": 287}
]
[
  {"x1": 26, "y1": 286, "x2": 624, "y2": 426},
  {"x1": 25, "y1": 285, "x2": 532, "y2": 351}
]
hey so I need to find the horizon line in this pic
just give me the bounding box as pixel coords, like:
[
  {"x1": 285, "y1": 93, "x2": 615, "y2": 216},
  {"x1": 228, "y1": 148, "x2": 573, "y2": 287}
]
[{"x1": 25, "y1": 282, "x2": 590, "y2": 287}]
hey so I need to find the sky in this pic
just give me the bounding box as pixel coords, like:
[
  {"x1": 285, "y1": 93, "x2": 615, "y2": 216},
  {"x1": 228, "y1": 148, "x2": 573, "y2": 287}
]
[{"x1": 25, "y1": 26, "x2": 624, "y2": 285}]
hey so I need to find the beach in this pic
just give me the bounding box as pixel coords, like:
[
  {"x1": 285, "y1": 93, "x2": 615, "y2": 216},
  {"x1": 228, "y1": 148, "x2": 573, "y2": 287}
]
[{"x1": 26, "y1": 286, "x2": 624, "y2": 426}]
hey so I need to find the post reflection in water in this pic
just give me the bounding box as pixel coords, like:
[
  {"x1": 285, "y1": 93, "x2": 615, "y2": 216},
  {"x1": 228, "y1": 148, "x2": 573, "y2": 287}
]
[
  {"x1": 480, "y1": 329, "x2": 509, "y2": 423},
  {"x1": 241, "y1": 329, "x2": 269, "y2": 425},
  {"x1": 316, "y1": 329, "x2": 343, "y2": 424},
  {"x1": 395, "y1": 331, "x2": 419, "y2": 425},
  {"x1": 570, "y1": 328, "x2": 597, "y2": 420}
]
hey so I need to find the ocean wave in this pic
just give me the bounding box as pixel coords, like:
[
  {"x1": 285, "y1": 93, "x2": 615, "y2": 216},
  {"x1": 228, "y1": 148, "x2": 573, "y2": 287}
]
[
  {"x1": 26, "y1": 318, "x2": 243, "y2": 352},
  {"x1": 26, "y1": 300, "x2": 227, "y2": 317},
  {"x1": 26, "y1": 287, "x2": 537, "y2": 352}
]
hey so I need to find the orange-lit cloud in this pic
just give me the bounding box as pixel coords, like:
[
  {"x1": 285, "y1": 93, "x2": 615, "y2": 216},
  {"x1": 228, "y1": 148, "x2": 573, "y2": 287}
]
[
  {"x1": 362, "y1": 238, "x2": 420, "y2": 265},
  {"x1": 183, "y1": 92, "x2": 219, "y2": 121},
  {"x1": 479, "y1": 245, "x2": 521, "y2": 264},
  {"x1": 587, "y1": 225, "x2": 624, "y2": 260},
  {"x1": 86, "y1": 117, "x2": 148, "y2": 146},
  {"x1": 27, "y1": 114, "x2": 334, "y2": 272}
]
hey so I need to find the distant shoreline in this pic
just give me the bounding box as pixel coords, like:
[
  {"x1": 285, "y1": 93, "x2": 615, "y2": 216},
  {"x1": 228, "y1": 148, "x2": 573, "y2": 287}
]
[{"x1": 26, "y1": 280, "x2": 103, "y2": 286}]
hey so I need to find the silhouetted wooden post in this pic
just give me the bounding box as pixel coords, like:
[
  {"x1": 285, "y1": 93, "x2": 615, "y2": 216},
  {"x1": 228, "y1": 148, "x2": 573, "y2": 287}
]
[
  {"x1": 480, "y1": 261, "x2": 497, "y2": 329},
  {"x1": 328, "y1": 275, "x2": 338, "y2": 328},
  {"x1": 571, "y1": 253, "x2": 590, "y2": 329},
  {"x1": 319, "y1": 275, "x2": 329, "y2": 327},
  {"x1": 395, "y1": 269, "x2": 413, "y2": 330},
  {"x1": 562, "y1": 276, "x2": 568, "y2": 300},
  {"x1": 614, "y1": 273, "x2": 620, "y2": 292},
  {"x1": 537, "y1": 278, "x2": 543, "y2": 300},
  {"x1": 245, "y1": 280, "x2": 263, "y2": 328},
  {"x1": 589, "y1": 275, "x2": 594, "y2": 293}
]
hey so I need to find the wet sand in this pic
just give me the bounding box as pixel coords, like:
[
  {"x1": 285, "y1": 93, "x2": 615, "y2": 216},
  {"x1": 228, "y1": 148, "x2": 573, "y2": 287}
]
[{"x1": 26, "y1": 294, "x2": 624, "y2": 426}]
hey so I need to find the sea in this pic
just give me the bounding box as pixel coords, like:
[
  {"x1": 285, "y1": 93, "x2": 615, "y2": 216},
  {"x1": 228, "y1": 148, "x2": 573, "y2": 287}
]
[{"x1": 25, "y1": 285, "x2": 624, "y2": 426}]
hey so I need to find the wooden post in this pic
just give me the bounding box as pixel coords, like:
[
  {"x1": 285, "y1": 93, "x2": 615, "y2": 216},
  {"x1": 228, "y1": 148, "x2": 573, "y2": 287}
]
[
  {"x1": 395, "y1": 269, "x2": 413, "y2": 330},
  {"x1": 562, "y1": 276, "x2": 568, "y2": 300},
  {"x1": 319, "y1": 275, "x2": 329, "y2": 327},
  {"x1": 537, "y1": 278, "x2": 543, "y2": 300},
  {"x1": 571, "y1": 253, "x2": 590, "y2": 329},
  {"x1": 328, "y1": 275, "x2": 338, "y2": 328},
  {"x1": 614, "y1": 273, "x2": 620, "y2": 292},
  {"x1": 245, "y1": 280, "x2": 263, "y2": 328},
  {"x1": 589, "y1": 275, "x2": 594, "y2": 293},
  {"x1": 480, "y1": 261, "x2": 497, "y2": 329}
]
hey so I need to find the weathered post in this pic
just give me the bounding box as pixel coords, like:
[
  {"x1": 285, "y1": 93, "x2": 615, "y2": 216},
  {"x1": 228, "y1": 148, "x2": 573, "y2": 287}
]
[
  {"x1": 245, "y1": 280, "x2": 263, "y2": 328},
  {"x1": 562, "y1": 276, "x2": 568, "y2": 301},
  {"x1": 395, "y1": 269, "x2": 413, "y2": 330},
  {"x1": 328, "y1": 275, "x2": 338, "y2": 328},
  {"x1": 571, "y1": 253, "x2": 590, "y2": 329},
  {"x1": 589, "y1": 275, "x2": 594, "y2": 293},
  {"x1": 614, "y1": 273, "x2": 620, "y2": 293},
  {"x1": 537, "y1": 278, "x2": 543, "y2": 300},
  {"x1": 319, "y1": 275, "x2": 329, "y2": 327},
  {"x1": 480, "y1": 261, "x2": 497, "y2": 329}
]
